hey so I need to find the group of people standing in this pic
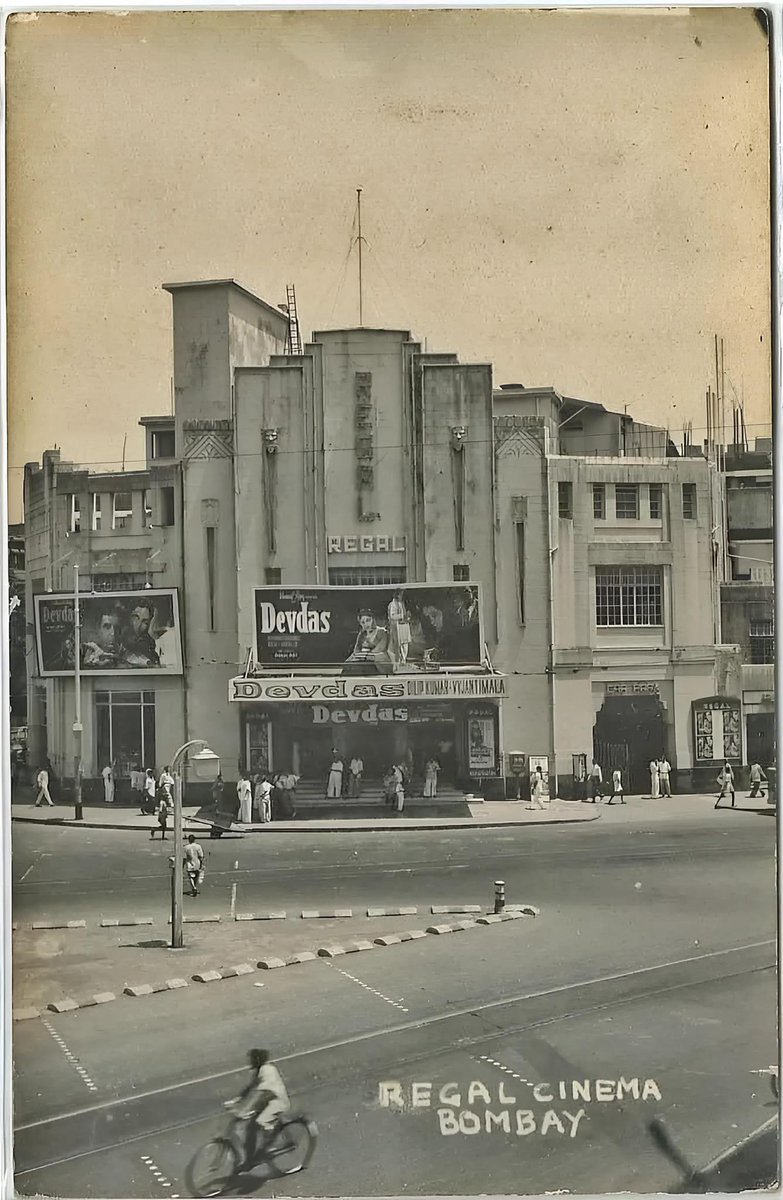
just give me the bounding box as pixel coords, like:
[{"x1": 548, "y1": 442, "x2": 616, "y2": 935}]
[
  {"x1": 235, "y1": 771, "x2": 298, "y2": 824},
  {"x1": 325, "y1": 749, "x2": 442, "y2": 807}
]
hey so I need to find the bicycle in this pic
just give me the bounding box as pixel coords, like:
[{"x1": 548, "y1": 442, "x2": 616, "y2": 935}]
[{"x1": 186, "y1": 1109, "x2": 318, "y2": 1198}]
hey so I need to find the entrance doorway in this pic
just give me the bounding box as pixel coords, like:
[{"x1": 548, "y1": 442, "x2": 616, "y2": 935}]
[
  {"x1": 593, "y1": 694, "x2": 667, "y2": 794},
  {"x1": 746, "y1": 712, "x2": 775, "y2": 766}
]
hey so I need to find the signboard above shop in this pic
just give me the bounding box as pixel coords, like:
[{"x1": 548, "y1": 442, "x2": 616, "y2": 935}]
[
  {"x1": 327, "y1": 535, "x2": 406, "y2": 553},
  {"x1": 253, "y1": 584, "x2": 483, "y2": 671},
  {"x1": 230, "y1": 673, "x2": 505, "y2": 704},
  {"x1": 34, "y1": 589, "x2": 183, "y2": 677}
]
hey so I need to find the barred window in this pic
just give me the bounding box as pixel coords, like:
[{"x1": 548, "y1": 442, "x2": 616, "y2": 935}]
[
  {"x1": 595, "y1": 567, "x2": 663, "y2": 627},
  {"x1": 615, "y1": 485, "x2": 639, "y2": 520},
  {"x1": 593, "y1": 485, "x2": 606, "y2": 520},
  {"x1": 649, "y1": 484, "x2": 663, "y2": 520},
  {"x1": 328, "y1": 567, "x2": 407, "y2": 586},
  {"x1": 749, "y1": 619, "x2": 774, "y2": 665}
]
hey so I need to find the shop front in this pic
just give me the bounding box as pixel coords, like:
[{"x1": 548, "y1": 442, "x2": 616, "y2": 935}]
[{"x1": 232, "y1": 673, "x2": 505, "y2": 793}]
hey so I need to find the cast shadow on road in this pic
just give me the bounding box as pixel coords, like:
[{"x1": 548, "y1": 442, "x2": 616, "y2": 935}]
[
  {"x1": 121, "y1": 938, "x2": 170, "y2": 949},
  {"x1": 216, "y1": 1167, "x2": 278, "y2": 1196}
]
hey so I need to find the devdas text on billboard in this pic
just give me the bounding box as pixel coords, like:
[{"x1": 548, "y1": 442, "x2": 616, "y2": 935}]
[
  {"x1": 34, "y1": 589, "x2": 183, "y2": 676},
  {"x1": 253, "y1": 584, "x2": 483, "y2": 671}
]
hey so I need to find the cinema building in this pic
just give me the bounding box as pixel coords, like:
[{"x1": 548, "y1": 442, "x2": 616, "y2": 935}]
[{"x1": 23, "y1": 278, "x2": 743, "y2": 802}]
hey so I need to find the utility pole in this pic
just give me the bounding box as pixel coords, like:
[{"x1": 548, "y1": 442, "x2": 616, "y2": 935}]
[{"x1": 73, "y1": 564, "x2": 83, "y2": 821}]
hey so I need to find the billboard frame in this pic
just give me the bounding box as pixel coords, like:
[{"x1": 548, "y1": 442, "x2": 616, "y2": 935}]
[
  {"x1": 34, "y1": 587, "x2": 184, "y2": 677},
  {"x1": 252, "y1": 582, "x2": 485, "y2": 673}
]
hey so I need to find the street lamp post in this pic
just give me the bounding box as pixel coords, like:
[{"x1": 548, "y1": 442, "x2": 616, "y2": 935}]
[
  {"x1": 73, "y1": 565, "x2": 83, "y2": 821},
  {"x1": 169, "y1": 739, "x2": 221, "y2": 949}
]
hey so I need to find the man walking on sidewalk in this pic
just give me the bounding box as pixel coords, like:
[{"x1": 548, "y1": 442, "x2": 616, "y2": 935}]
[
  {"x1": 607, "y1": 767, "x2": 625, "y2": 805},
  {"x1": 34, "y1": 765, "x2": 54, "y2": 806},
  {"x1": 715, "y1": 761, "x2": 736, "y2": 809},
  {"x1": 586, "y1": 760, "x2": 603, "y2": 803},
  {"x1": 184, "y1": 835, "x2": 205, "y2": 896}
]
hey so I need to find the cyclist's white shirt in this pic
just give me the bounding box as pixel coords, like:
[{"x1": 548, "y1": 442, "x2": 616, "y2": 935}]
[{"x1": 256, "y1": 1062, "x2": 289, "y2": 1105}]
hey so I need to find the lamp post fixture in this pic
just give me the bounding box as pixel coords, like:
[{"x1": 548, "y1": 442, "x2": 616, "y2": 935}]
[{"x1": 168, "y1": 739, "x2": 221, "y2": 948}]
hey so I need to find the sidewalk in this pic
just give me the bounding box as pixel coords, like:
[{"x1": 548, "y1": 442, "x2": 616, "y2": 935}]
[{"x1": 10, "y1": 797, "x2": 601, "y2": 832}]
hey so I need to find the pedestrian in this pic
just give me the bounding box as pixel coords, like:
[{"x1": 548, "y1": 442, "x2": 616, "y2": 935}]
[
  {"x1": 326, "y1": 751, "x2": 344, "y2": 799},
  {"x1": 715, "y1": 761, "x2": 736, "y2": 809},
  {"x1": 142, "y1": 768, "x2": 157, "y2": 814},
  {"x1": 256, "y1": 775, "x2": 273, "y2": 823},
  {"x1": 423, "y1": 756, "x2": 440, "y2": 798},
  {"x1": 184, "y1": 834, "x2": 205, "y2": 896},
  {"x1": 393, "y1": 763, "x2": 405, "y2": 814},
  {"x1": 586, "y1": 759, "x2": 603, "y2": 803},
  {"x1": 130, "y1": 761, "x2": 145, "y2": 803},
  {"x1": 274, "y1": 770, "x2": 298, "y2": 819},
  {"x1": 648, "y1": 758, "x2": 660, "y2": 799},
  {"x1": 237, "y1": 773, "x2": 253, "y2": 824},
  {"x1": 159, "y1": 765, "x2": 175, "y2": 800},
  {"x1": 382, "y1": 767, "x2": 396, "y2": 808},
  {"x1": 748, "y1": 761, "x2": 767, "y2": 799},
  {"x1": 607, "y1": 767, "x2": 625, "y2": 805},
  {"x1": 152, "y1": 791, "x2": 172, "y2": 839},
  {"x1": 348, "y1": 755, "x2": 364, "y2": 798},
  {"x1": 658, "y1": 755, "x2": 672, "y2": 797},
  {"x1": 211, "y1": 772, "x2": 225, "y2": 811},
  {"x1": 34, "y1": 764, "x2": 54, "y2": 807},
  {"x1": 102, "y1": 762, "x2": 115, "y2": 804},
  {"x1": 529, "y1": 768, "x2": 546, "y2": 810}
]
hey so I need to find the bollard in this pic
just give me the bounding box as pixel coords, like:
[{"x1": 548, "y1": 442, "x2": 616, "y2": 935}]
[{"x1": 494, "y1": 880, "x2": 505, "y2": 914}]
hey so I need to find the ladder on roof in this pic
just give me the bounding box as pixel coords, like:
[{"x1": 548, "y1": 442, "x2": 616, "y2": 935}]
[{"x1": 285, "y1": 284, "x2": 302, "y2": 355}]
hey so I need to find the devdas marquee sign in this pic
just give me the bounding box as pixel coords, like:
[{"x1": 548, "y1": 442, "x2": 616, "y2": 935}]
[
  {"x1": 253, "y1": 584, "x2": 483, "y2": 671},
  {"x1": 229, "y1": 674, "x2": 506, "y2": 703},
  {"x1": 35, "y1": 589, "x2": 183, "y2": 676}
]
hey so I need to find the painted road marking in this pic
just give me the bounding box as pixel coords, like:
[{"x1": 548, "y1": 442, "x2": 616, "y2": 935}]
[
  {"x1": 140, "y1": 1155, "x2": 179, "y2": 1197},
  {"x1": 323, "y1": 959, "x2": 409, "y2": 1013},
  {"x1": 476, "y1": 1052, "x2": 529, "y2": 1086},
  {"x1": 41, "y1": 1019, "x2": 98, "y2": 1093},
  {"x1": 17, "y1": 938, "x2": 775, "y2": 1134}
]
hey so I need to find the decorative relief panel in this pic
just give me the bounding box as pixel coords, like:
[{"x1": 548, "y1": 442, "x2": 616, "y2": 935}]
[
  {"x1": 354, "y1": 372, "x2": 380, "y2": 522},
  {"x1": 183, "y1": 419, "x2": 234, "y2": 460},
  {"x1": 494, "y1": 415, "x2": 546, "y2": 458}
]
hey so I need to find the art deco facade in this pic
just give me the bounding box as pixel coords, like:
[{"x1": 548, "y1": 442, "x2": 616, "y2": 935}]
[{"x1": 22, "y1": 278, "x2": 759, "y2": 801}]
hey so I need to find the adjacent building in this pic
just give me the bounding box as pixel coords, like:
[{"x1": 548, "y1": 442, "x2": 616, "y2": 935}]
[{"x1": 20, "y1": 278, "x2": 772, "y2": 802}]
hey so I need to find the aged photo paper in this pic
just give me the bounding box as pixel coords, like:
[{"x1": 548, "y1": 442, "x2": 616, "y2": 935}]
[{"x1": 4, "y1": 7, "x2": 778, "y2": 1197}]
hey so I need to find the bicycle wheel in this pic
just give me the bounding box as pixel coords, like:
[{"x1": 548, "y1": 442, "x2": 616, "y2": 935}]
[
  {"x1": 185, "y1": 1137, "x2": 239, "y2": 1198},
  {"x1": 267, "y1": 1117, "x2": 318, "y2": 1176}
]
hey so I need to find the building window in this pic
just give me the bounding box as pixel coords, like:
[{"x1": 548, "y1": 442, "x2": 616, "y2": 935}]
[
  {"x1": 515, "y1": 522, "x2": 525, "y2": 624},
  {"x1": 593, "y1": 485, "x2": 606, "y2": 520},
  {"x1": 595, "y1": 567, "x2": 663, "y2": 627},
  {"x1": 161, "y1": 487, "x2": 175, "y2": 527},
  {"x1": 265, "y1": 567, "x2": 282, "y2": 585},
  {"x1": 328, "y1": 567, "x2": 407, "y2": 586},
  {"x1": 152, "y1": 429, "x2": 176, "y2": 459},
  {"x1": 558, "y1": 482, "x2": 573, "y2": 520},
  {"x1": 112, "y1": 492, "x2": 133, "y2": 531},
  {"x1": 649, "y1": 484, "x2": 663, "y2": 520},
  {"x1": 143, "y1": 491, "x2": 153, "y2": 529},
  {"x1": 92, "y1": 494, "x2": 102, "y2": 532},
  {"x1": 749, "y1": 619, "x2": 774, "y2": 665},
  {"x1": 69, "y1": 495, "x2": 81, "y2": 533},
  {"x1": 92, "y1": 573, "x2": 146, "y2": 592},
  {"x1": 615, "y1": 485, "x2": 639, "y2": 520},
  {"x1": 453, "y1": 564, "x2": 470, "y2": 581},
  {"x1": 95, "y1": 690, "x2": 156, "y2": 776},
  {"x1": 206, "y1": 526, "x2": 216, "y2": 633},
  {"x1": 682, "y1": 483, "x2": 697, "y2": 520}
]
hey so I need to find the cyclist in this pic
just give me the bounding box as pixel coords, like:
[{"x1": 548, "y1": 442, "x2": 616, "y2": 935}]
[{"x1": 225, "y1": 1049, "x2": 291, "y2": 1168}]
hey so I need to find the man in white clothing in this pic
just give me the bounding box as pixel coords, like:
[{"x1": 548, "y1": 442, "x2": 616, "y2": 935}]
[
  {"x1": 237, "y1": 774, "x2": 253, "y2": 823},
  {"x1": 102, "y1": 763, "x2": 115, "y2": 803},
  {"x1": 35, "y1": 767, "x2": 54, "y2": 807},
  {"x1": 649, "y1": 759, "x2": 660, "y2": 799},
  {"x1": 658, "y1": 756, "x2": 672, "y2": 797},
  {"x1": 348, "y1": 756, "x2": 364, "y2": 797},
  {"x1": 326, "y1": 752, "x2": 344, "y2": 799}
]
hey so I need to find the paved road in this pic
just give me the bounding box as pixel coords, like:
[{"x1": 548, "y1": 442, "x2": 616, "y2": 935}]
[{"x1": 12, "y1": 802, "x2": 779, "y2": 1195}]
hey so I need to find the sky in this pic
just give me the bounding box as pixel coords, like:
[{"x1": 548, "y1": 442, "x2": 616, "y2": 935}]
[{"x1": 6, "y1": 7, "x2": 772, "y2": 521}]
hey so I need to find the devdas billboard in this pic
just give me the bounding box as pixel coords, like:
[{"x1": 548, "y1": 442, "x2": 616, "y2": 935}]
[
  {"x1": 35, "y1": 589, "x2": 183, "y2": 676},
  {"x1": 254, "y1": 584, "x2": 483, "y2": 671}
]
